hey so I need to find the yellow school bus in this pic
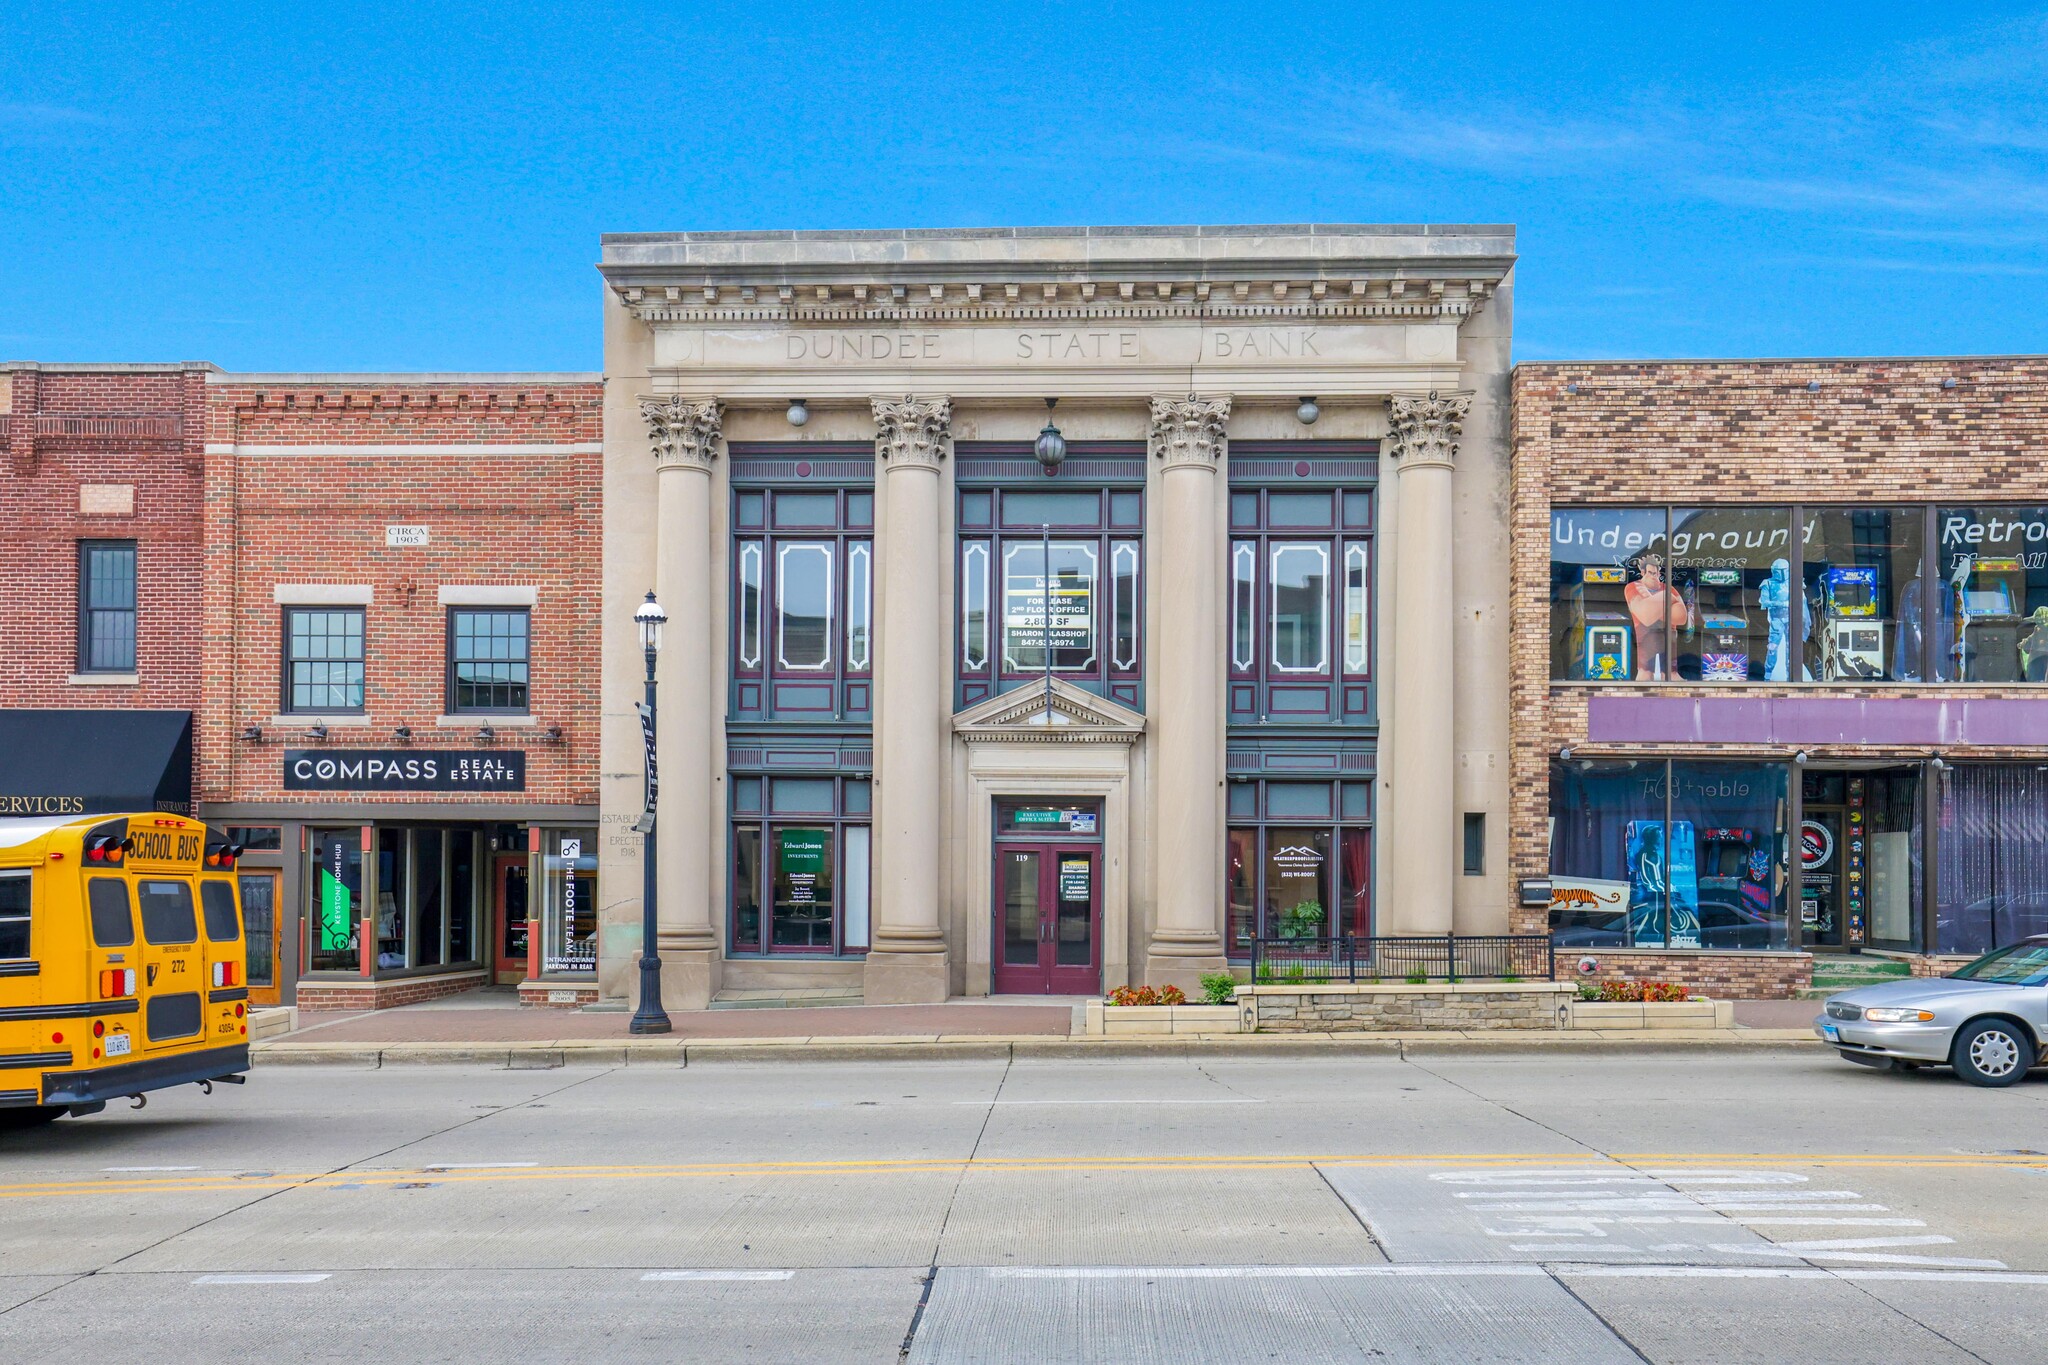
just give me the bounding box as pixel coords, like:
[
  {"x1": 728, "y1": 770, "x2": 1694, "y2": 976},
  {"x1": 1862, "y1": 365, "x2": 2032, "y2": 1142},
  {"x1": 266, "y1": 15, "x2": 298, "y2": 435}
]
[{"x1": 1, "y1": 812, "x2": 251, "y2": 1127}]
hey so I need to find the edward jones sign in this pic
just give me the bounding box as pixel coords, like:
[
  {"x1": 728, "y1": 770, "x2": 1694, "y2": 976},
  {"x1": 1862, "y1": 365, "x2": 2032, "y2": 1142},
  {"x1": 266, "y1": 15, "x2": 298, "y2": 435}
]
[{"x1": 283, "y1": 750, "x2": 526, "y2": 792}]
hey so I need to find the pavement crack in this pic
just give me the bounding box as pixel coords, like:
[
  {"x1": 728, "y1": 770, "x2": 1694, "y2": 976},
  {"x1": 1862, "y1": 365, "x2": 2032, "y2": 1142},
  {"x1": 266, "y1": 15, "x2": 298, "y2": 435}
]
[
  {"x1": 1544, "y1": 1269, "x2": 1654, "y2": 1363},
  {"x1": 1397, "y1": 1052, "x2": 1605, "y2": 1156},
  {"x1": 1311, "y1": 1161, "x2": 1386, "y2": 1258},
  {"x1": 901, "y1": 1052, "x2": 1012, "y2": 1359},
  {"x1": 0, "y1": 1270, "x2": 98, "y2": 1321}
]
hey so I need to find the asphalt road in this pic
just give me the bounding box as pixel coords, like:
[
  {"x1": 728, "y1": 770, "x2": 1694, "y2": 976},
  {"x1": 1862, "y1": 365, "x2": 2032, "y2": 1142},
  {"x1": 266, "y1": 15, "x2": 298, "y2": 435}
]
[{"x1": 3, "y1": 1050, "x2": 2047, "y2": 1363}]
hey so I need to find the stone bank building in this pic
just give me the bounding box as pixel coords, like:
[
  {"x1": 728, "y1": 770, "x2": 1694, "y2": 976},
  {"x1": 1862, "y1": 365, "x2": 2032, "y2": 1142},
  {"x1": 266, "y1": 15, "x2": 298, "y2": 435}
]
[{"x1": 597, "y1": 225, "x2": 1517, "y2": 1008}]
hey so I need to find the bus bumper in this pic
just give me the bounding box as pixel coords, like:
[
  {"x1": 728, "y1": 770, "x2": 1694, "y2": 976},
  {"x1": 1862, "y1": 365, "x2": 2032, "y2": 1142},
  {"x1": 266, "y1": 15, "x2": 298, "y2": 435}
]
[{"x1": 37, "y1": 1044, "x2": 250, "y2": 1108}]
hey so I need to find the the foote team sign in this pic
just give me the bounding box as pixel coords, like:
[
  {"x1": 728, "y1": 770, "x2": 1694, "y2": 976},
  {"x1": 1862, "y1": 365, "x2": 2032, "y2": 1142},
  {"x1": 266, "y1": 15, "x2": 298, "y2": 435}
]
[{"x1": 283, "y1": 750, "x2": 526, "y2": 792}]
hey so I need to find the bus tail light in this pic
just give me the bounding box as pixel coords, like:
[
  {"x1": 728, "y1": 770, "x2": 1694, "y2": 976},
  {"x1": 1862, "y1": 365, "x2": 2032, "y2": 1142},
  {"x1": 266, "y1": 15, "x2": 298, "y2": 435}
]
[
  {"x1": 212, "y1": 961, "x2": 238, "y2": 988},
  {"x1": 99, "y1": 968, "x2": 136, "y2": 998},
  {"x1": 87, "y1": 836, "x2": 125, "y2": 865}
]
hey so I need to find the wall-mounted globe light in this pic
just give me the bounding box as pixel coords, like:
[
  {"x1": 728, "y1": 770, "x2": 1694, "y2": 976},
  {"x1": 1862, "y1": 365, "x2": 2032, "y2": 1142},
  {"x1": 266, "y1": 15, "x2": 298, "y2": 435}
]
[
  {"x1": 1034, "y1": 398, "x2": 1067, "y2": 476},
  {"x1": 1296, "y1": 397, "x2": 1320, "y2": 426},
  {"x1": 786, "y1": 399, "x2": 810, "y2": 428}
]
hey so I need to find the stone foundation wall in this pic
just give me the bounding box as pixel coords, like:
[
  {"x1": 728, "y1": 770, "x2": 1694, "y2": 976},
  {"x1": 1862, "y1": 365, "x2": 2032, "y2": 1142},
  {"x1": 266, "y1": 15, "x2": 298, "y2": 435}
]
[
  {"x1": 1566, "y1": 951, "x2": 1811, "y2": 999},
  {"x1": 1247, "y1": 982, "x2": 1575, "y2": 1031}
]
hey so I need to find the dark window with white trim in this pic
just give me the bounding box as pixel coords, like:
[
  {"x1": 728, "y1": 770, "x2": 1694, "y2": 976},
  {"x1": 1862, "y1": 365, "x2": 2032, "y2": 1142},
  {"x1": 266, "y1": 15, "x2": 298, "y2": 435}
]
[
  {"x1": 284, "y1": 607, "x2": 366, "y2": 713},
  {"x1": 1228, "y1": 489, "x2": 1373, "y2": 724},
  {"x1": 78, "y1": 540, "x2": 137, "y2": 672},
  {"x1": 448, "y1": 608, "x2": 531, "y2": 713},
  {"x1": 731, "y1": 487, "x2": 872, "y2": 722},
  {"x1": 0, "y1": 872, "x2": 29, "y2": 959}
]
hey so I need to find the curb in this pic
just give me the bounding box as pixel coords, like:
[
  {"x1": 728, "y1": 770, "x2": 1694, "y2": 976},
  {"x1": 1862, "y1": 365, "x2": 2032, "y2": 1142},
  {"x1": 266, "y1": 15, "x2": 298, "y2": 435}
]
[{"x1": 250, "y1": 1029, "x2": 1826, "y2": 1068}]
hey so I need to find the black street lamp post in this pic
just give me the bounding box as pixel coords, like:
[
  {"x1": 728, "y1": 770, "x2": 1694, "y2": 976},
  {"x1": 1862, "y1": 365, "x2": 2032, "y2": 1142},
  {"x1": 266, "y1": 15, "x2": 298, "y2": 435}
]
[{"x1": 630, "y1": 590, "x2": 672, "y2": 1035}]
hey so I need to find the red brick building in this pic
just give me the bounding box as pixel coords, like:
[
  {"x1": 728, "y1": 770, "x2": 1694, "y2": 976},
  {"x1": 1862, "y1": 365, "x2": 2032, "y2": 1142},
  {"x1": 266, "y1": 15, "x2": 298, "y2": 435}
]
[
  {"x1": 0, "y1": 362, "x2": 210, "y2": 815},
  {"x1": 1512, "y1": 357, "x2": 2048, "y2": 998}
]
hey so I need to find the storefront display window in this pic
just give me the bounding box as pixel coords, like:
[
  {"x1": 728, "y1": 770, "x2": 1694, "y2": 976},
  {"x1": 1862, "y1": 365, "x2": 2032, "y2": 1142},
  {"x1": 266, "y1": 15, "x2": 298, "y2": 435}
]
[
  {"x1": 1669, "y1": 507, "x2": 1789, "y2": 682},
  {"x1": 1937, "y1": 765, "x2": 2048, "y2": 955},
  {"x1": 1548, "y1": 509, "x2": 1669, "y2": 681},
  {"x1": 1225, "y1": 780, "x2": 1372, "y2": 957},
  {"x1": 1549, "y1": 760, "x2": 1790, "y2": 950},
  {"x1": 308, "y1": 828, "x2": 363, "y2": 972},
  {"x1": 729, "y1": 776, "x2": 870, "y2": 956},
  {"x1": 366, "y1": 826, "x2": 484, "y2": 974},
  {"x1": 1800, "y1": 509, "x2": 1927, "y2": 682},
  {"x1": 540, "y1": 827, "x2": 597, "y2": 974},
  {"x1": 1935, "y1": 507, "x2": 2048, "y2": 682}
]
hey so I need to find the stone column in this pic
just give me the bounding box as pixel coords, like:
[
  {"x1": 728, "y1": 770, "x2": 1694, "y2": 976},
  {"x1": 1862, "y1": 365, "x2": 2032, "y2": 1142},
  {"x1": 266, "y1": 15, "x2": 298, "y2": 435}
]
[
  {"x1": 1145, "y1": 395, "x2": 1231, "y2": 990},
  {"x1": 640, "y1": 395, "x2": 723, "y2": 1009},
  {"x1": 1385, "y1": 390, "x2": 1472, "y2": 935},
  {"x1": 864, "y1": 396, "x2": 952, "y2": 1004}
]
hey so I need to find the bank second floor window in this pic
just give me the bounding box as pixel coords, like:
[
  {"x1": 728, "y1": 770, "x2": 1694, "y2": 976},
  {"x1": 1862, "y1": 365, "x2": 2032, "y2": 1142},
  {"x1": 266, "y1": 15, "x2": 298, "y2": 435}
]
[
  {"x1": 448, "y1": 608, "x2": 530, "y2": 713},
  {"x1": 957, "y1": 486, "x2": 1143, "y2": 709},
  {"x1": 1549, "y1": 504, "x2": 2048, "y2": 684},
  {"x1": 1228, "y1": 488, "x2": 1373, "y2": 724},
  {"x1": 284, "y1": 607, "x2": 366, "y2": 713},
  {"x1": 78, "y1": 540, "x2": 137, "y2": 673},
  {"x1": 732, "y1": 487, "x2": 872, "y2": 722}
]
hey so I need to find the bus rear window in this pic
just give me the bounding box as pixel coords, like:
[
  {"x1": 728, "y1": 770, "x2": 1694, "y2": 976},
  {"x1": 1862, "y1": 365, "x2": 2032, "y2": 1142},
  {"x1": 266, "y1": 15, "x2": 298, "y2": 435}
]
[
  {"x1": 138, "y1": 880, "x2": 197, "y2": 945},
  {"x1": 0, "y1": 872, "x2": 28, "y2": 959},
  {"x1": 201, "y1": 882, "x2": 240, "y2": 942},
  {"x1": 88, "y1": 878, "x2": 135, "y2": 947}
]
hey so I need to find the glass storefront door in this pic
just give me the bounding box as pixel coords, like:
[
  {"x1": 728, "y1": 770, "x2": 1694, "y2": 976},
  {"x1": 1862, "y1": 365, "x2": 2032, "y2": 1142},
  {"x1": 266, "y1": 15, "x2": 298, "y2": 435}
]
[{"x1": 991, "y1": 799, "x2": 1102, "y2": 995}]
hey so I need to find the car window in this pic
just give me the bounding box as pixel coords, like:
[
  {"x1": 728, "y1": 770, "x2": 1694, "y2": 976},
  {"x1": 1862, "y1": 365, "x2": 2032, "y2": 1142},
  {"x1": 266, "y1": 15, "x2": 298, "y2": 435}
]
[
  {"x1": 1951, "y1": 942, "x2": 2048, "y2": 985},
  {"x1": 138, "y1": 879, "x2": 198, "y2": 945},
  {"x1": 200, "y1": 881, "x2": 240, "y2": 942},
  {"x1": 88, "y1": 877, "x2": 136, "y2": 947}
]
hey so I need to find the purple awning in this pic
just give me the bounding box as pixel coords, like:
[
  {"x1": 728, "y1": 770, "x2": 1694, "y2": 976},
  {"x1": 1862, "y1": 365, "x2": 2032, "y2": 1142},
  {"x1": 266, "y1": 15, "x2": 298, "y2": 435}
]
[{"x1": 1587, "y1": 695, "x2": 2048, "y2": 747}]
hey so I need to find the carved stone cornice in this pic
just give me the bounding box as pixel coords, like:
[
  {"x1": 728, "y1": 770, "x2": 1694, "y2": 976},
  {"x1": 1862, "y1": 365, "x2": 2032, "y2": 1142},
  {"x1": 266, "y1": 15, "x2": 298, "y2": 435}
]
[
  {"x1": 640, "y1": 395, "x2": 723, "y2": 471},
  {"x1": 1385, "y1": 390, "x2": 1471, "y2": 470},
  {"x1": 871, "y1": 396, "x2": 951, "y2": 469},
  {"x1": 952, "y1": 677, "x2": 1146, "y2": 746},
  {"x1": 1148, "y1": 395, "x2": 1231, "y2": 470}
]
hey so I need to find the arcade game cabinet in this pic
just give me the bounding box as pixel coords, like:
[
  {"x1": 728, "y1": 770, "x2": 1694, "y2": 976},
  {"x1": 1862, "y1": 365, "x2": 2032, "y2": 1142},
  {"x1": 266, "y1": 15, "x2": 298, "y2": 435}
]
[
  {"x1": 1570, "y1": 566, "x2": 1635, "y2": 680},
  {"x1": 1820, "y1": 566, "x2": 1886, "y2": 680},
  {"x1": 1951, "y1": 556, "x2": 2025, "y2": 682},
  {"x1": 1693, "y1": 568, "x2": 1752, "y2": 681}
]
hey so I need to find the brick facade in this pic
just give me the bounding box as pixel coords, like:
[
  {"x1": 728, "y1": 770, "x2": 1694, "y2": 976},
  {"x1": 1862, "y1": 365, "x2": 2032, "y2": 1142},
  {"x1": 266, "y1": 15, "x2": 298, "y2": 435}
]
[
  {"x1": 1564, "y1": 951, "x2": 1812, "y2": 1000},
  {"x1": 0, "y1": 363, "x2": 209, "y2": 720},
  {"x1": 1510, "y1": 358, "x2": 2048, "y2": 991}
]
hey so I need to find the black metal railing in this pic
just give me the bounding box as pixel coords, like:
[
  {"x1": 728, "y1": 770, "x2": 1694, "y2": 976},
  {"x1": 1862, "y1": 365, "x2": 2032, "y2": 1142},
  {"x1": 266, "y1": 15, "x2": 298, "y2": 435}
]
[{"x1": 1247, "y1": 935, "x2": 1556, "y2": 984}]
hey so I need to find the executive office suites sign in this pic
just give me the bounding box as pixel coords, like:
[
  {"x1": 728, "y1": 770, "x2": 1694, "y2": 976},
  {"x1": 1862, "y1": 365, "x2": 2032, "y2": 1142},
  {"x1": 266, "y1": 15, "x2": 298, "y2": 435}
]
[{"x1": 283, "y1": 750, "x2": 526, "y2": 792}]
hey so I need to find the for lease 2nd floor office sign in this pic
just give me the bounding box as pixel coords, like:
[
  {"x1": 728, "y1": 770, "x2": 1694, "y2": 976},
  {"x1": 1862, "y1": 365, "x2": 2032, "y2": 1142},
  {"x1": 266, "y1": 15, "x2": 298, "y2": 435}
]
[{"x1": 283, "y1": 750, "x2": 525, "y2": 792}]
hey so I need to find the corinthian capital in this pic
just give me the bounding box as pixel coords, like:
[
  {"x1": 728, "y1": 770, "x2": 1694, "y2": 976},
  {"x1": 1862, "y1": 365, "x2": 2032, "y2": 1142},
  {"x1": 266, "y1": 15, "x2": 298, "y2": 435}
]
[
  {"x1": 641, "y1": 395, "x2": 723, "y2": 472},
  {"x1": 871, "y1": 395, "x2": 951, "y2": 469},
  {"x1": 1148, "y1": 395, "x2": 1231, "y2": 470},
  {"x1": 1385, "y1": 390, "x2": 1471, "y2": 469}
]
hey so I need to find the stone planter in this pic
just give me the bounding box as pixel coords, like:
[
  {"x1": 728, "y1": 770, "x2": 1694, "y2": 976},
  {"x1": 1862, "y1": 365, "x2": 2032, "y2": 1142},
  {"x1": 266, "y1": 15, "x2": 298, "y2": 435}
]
[
  {"x1": 1083, "y1": 1001, "x2": 1244, "y2": 1035},
  {"x1": 1564, "y1": 999, "x2": 1732, "y2": 1030},
  {"x1": 1242, "y1": 981, "x2": 1577, "y2": 1031}
]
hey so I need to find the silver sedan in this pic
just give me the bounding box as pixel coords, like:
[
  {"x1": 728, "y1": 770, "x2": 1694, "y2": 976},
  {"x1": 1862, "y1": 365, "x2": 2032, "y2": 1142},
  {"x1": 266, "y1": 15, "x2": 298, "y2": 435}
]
[{"x1": 1815, "y1": 937, "x2": 2048, "y2": 1087}]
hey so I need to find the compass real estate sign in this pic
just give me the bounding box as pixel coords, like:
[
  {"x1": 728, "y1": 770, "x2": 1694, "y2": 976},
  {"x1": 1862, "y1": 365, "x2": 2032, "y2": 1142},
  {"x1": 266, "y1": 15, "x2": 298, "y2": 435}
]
[{"x1": 283, "y1": 750, "x2": 526, "y2": 792}]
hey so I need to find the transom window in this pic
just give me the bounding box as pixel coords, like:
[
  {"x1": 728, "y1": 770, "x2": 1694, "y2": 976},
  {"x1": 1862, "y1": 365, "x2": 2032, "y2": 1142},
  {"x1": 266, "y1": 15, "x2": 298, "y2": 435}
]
[
  {"x1": 958, "y1": 485, "x2": 1142, "y2": 709},
  {"x1": 284, "y1": 608, "x2": 366, "y2": 713},
  {"x1": 1229, "y1": 487, "x2": 1373, "y2": 724},
  {"x1": 732, "y1": 486, "x2": 871, "y2": 722},
  {"x1": 78, "y1": 540, "x2": 137, "y2": 673},
  {"x1": 448, "y1": 608, "x2": 530, "y2": 713}
]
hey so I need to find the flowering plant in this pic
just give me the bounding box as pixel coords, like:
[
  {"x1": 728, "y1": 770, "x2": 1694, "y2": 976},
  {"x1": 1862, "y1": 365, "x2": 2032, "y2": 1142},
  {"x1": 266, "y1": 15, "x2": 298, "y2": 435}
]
[
  {"x1": 1105, "y1": 985, "x2": 1187, "y2": 1007},
  {"x1": 1590, "y1": 979, "x2": 1690, "y2": 1003}
]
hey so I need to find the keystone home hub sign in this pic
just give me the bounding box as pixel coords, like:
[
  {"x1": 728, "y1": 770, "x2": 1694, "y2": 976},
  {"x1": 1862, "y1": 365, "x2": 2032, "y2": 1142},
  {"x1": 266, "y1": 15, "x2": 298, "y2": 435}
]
[{"x1": 283, "y1": 750, "x2": 525, "y2": 792}]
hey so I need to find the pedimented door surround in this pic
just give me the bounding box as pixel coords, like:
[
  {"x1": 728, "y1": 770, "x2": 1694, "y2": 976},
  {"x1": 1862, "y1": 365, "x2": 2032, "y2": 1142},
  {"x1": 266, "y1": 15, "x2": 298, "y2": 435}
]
[{"x1": 953, "y1": 679, "x2": 1144, "y2": 995}]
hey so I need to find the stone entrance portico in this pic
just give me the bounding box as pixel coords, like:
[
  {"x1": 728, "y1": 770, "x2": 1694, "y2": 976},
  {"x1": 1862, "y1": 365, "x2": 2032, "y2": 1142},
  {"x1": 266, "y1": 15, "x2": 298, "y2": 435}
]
[{"x1": 598, "y1": 225, "x2": 1517, "y2": 1009}]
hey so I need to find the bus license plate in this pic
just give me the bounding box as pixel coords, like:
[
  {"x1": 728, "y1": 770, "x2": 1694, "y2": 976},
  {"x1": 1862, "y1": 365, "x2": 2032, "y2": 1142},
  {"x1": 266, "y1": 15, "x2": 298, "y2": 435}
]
[{"x1": 105, "y1": 1033, "x2": 132, "y2": 1057}]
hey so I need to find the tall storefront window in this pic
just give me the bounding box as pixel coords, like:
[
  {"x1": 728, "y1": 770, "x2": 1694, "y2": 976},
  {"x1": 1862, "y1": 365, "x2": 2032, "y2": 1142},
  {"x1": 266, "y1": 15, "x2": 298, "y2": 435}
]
[
  {"x1": 1226, "y1": 779, "x2": 1372, "y2": 957},
  {"x1": 1228, "y1": 487, "x2": 1373, "y2": 723},
  {"x1": 1549, "y1": 509, "x2": 1670, "y2": 681},
  {"x1": 729, "y1": 776, "x2": 870, "y2": 955},
  {"x1": 1935, "y1": 506, "x2": 2048, "y2": 682},
  {"x1": 1937, "y1": 765, "x2": 2048, "y2": 955},
  {"x1": 958, "y1": 486, "x2": 1142, "y2": 709},
  {"x1": 1669, "y1": 507, "x2": 1790, "y2": 682},
  {"x1": 731, "y1": 486, "x2": 872, "y2": 721},
  {"x1": 1800, "y1": 508, "x2": 1928, "y2": 682},
  {"x1": 308, "y1": 828, "x2": 363, "y2": 972},
  {"x1": 540, "y1": 827, "x2": 597, "y2": 975},
  {"x1": 1549, "y1": 759, "x2": 1791, "y2": 950}
]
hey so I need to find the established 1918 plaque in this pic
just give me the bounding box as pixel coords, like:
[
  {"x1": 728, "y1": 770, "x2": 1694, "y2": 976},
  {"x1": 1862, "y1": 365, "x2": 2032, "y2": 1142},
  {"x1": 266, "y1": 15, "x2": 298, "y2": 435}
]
[{"x1": 282, "y1": 750, "x2": 526, "y2": 792}]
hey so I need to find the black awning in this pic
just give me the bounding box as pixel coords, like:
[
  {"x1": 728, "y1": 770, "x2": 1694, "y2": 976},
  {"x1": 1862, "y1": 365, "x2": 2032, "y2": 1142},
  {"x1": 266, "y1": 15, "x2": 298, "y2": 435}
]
[{"x1": 0, "y1": 710, "x2": 193, "y2": 817}]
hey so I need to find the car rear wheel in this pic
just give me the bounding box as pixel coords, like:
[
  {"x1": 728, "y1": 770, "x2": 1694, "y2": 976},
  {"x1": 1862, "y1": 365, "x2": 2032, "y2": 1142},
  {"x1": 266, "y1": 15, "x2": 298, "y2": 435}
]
[{"x1": 1951, "y1": 1019, "x2": 2035, "y2": 1088}]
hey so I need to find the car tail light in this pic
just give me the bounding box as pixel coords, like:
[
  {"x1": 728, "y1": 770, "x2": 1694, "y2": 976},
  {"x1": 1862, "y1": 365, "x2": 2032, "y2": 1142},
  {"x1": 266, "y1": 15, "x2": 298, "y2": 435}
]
[
  {"x1": 212, "y1": 961, "x2": 239, "y2": 988},
  {"x1": 99, "y1": 968, "x2": 136, "y2": 998},
  {"x1": 93, "y1": 1020, "x2": 105, "y2": 1038},
  {"x1": 235, "y1": 1003, "x2": 245, "y2": 1018},
  {"x1": 87, "y1": 836, "x2": 125, "y2": 865}
]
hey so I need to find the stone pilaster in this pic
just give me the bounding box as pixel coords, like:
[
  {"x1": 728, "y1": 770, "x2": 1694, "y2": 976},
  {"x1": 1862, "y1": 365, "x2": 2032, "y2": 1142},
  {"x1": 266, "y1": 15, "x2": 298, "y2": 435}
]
[
  {"x1": 641, "y1": 394, "x2": 723, "y2": 1009},
  {"x1": 865, "y1": 395, "x2": 953, "y2": 1004},
  {"x1": 1145, "y1": 394, "x2": 1231, "y2": 989},
  {"x1": 1385, "y1": 390, "x2": 1471, "y2": 935}
]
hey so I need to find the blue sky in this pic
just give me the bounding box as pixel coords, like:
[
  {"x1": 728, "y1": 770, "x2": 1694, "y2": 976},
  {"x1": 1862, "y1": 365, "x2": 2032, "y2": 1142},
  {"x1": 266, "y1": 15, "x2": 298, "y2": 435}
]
[{"x1": 4, "y1": 2, "x2": 2045, "y2": 370}]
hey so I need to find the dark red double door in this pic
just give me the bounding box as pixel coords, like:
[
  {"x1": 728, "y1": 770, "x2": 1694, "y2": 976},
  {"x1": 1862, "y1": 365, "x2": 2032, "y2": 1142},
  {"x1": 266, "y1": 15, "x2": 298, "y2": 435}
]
[{"x1": 992, "y1": 843, "x2": 1100, "y2": 995}]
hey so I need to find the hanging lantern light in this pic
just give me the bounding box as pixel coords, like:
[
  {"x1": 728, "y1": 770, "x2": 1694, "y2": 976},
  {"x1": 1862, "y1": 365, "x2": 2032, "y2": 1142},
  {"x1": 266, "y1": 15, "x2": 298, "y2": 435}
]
[{"x1": 1034, "y1": 397, "x2": 1066, "y2": 475}]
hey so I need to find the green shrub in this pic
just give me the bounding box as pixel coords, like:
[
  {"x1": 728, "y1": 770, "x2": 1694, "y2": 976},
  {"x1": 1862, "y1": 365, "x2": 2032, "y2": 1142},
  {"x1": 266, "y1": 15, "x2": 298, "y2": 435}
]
[
  {"x1": 1277, "y1": 900, "x2": 1325, "y2": 940},
  {"x1": 1198, "y1": 971, "x2": 1237, "y2": 1006},
  {"x1": 1405, "y1": 969, "x2": 1427, "y2": 985}
]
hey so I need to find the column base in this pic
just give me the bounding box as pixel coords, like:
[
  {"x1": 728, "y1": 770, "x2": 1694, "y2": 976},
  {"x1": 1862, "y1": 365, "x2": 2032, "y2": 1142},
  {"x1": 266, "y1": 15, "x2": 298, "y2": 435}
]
[
  {"x1": 641, "y1": 948, "x2": 720, "y2": 1014},
  {"x1": 862, "y1": 949, "x2": 950, "y2": 1005},
  {"x1": 1143, "y1": 934, "x2": 1228, "y2": 995}
]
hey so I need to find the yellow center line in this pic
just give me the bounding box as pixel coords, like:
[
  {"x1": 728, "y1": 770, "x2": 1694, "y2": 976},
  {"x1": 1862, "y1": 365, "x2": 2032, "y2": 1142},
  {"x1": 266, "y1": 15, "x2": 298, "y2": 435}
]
[{"x1": 1, "y1": 1151, "x2": 2042, "y2": 1202}]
